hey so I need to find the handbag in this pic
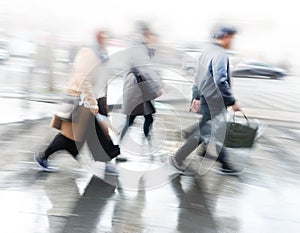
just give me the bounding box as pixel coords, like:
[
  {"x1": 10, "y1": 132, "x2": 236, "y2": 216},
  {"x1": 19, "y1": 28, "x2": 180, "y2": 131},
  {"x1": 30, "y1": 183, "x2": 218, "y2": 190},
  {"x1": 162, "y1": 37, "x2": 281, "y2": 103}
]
[
  {"x1": 222, "y1": 112, "x2": 258, "y2": 148},
  {"x1": 131, "y1": 67, "x2": 162, "y2": 101},
  {"x1": 50, "y1": 115, "x2": 62, "y2": 130},
  {"x1": 85, "y1": 97, "x2": 120, "y2": 162},
  {"x1": 86, "y1": 115, "x2": 120, "y2": 162},
  {"x1": 96, "y1": 114, "x2": 120, "y2": 136},
  {"x1": 50, "y1": 96, "x2": 80, "y2": 130}
]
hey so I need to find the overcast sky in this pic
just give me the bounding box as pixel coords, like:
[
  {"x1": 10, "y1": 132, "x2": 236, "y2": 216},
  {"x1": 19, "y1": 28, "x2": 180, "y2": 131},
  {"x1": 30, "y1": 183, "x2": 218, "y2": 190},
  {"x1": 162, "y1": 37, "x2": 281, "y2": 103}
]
[{"x1": 1, "y1": 0, "x2": 299, "y2": 66}]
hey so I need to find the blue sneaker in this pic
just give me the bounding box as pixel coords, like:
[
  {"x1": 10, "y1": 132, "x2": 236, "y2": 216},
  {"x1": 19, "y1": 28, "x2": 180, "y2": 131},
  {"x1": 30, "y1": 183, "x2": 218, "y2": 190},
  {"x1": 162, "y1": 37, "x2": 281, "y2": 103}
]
[
  {"x1": 105, "y1": 163, "x2": 119, "y2": 176},
  {"x1": 115, "y1": 155, "x2": 128, "y2": 162},
  {"x1": 34, "y1": 153, "x2": 54, "y2": 172}
]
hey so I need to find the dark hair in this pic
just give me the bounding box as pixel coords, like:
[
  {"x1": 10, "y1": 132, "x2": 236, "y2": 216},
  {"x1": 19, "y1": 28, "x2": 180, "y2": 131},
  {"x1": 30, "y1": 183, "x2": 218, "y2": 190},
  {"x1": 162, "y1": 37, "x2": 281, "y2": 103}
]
[
  {"x1": 212, "y1": 25, "x2": 237, "y2": 39},
  {"x1": 136, "y1": 21, "x2": 150, "y2": 34}
]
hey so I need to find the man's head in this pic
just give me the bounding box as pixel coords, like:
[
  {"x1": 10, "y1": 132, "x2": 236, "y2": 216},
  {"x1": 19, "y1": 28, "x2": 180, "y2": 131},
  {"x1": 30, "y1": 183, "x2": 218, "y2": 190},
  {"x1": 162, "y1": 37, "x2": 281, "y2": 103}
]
[
  {"x1": 135, "y1": 21, "x2": 149, "y2": 35},
  {"x1": 212, "y1": 25, "x2": 237, "y2": 49},
  {"x1": 135, "y1": 21, "x2": 153, "y2": 44}
]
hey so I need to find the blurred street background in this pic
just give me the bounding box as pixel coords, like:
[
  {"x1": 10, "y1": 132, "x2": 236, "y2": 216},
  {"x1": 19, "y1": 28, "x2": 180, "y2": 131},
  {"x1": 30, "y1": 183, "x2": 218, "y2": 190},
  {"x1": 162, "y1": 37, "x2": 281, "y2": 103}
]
[{"x1": 0, "y1": 0, "x2": 300, "y2": 232}]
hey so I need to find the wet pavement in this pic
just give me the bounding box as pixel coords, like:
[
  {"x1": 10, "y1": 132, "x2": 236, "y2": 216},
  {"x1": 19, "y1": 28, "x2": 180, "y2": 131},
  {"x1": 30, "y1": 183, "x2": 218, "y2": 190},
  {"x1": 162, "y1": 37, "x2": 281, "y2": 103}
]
[{"x1": 0, "y1": 76, "x2": 300, "y2": 232}]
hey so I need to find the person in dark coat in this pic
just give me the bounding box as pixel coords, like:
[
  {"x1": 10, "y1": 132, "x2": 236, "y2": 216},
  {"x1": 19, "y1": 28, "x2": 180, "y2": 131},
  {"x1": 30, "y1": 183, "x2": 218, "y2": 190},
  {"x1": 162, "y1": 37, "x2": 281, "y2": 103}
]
[{"x1": 119, "y1": 67, "x2": 157, "y2": 142}]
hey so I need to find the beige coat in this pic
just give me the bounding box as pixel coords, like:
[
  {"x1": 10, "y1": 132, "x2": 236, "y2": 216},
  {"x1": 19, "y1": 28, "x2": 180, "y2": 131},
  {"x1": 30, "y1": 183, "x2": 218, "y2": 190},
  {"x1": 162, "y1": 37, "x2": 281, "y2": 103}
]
[
  {"x1": 66, "y1": 47, "x2": 101, "y2": 109},
  {"x1": 50, "y1": 47, "x2": 103, "y2": 141}
]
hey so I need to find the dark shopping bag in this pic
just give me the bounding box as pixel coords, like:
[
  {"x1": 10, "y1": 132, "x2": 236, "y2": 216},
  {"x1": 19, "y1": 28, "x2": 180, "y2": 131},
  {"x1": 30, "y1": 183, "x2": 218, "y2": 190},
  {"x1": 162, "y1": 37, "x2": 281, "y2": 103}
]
[
  {"x1": 222, "y1": 112, "x2": 258, "y2": 148},
  {"x1": 86, "y1": 98, "x2": 120, "y2": 162},
  {"x1": 86, "y1": 116, "x2": 120, "y2": 162}
]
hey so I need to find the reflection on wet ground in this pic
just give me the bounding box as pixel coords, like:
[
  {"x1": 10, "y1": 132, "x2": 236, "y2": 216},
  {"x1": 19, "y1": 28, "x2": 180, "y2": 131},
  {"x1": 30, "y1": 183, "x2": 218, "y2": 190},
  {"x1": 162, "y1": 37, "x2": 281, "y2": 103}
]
[
  {"x1": 1, "y1": 116, "x2": 300, "y2": 232},
  {"x1": 1, "y1": 77, "x2": 300, "y2": 232}
]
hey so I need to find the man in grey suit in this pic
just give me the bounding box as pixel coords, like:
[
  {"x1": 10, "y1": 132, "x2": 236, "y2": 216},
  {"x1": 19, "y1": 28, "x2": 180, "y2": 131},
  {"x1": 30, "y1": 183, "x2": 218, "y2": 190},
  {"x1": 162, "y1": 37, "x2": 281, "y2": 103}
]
[{"x1": 170, "y1": 25, "x2": 242, "y2": 176}]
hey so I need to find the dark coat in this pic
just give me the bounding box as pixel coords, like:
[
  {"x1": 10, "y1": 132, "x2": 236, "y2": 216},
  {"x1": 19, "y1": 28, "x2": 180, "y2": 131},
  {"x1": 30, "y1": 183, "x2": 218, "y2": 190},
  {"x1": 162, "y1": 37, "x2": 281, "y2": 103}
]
[{"x1": 122, "y1": 70, "x2": 160, "y2": 116}]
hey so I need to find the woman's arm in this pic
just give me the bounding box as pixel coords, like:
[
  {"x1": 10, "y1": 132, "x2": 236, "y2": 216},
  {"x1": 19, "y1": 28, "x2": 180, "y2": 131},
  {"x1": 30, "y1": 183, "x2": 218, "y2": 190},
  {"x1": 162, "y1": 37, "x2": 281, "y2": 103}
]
[{"x1": 68, "y1": 47, "x2": 100, "y2": 113}]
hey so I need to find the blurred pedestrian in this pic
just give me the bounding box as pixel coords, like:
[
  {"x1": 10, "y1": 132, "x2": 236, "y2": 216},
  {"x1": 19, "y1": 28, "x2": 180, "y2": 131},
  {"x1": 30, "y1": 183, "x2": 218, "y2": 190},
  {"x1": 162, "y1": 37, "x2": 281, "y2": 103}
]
[
  {"x1": 120, "y1": 22, "x2": 161, "y2": 144},
  {"x1": 35, "y1": 31, "x2": 119, "y2": 175},
  {"x1": 170, "y1": 25, "x2": 242, "y2": 176},
  {"x1": 120, "y1": 67, "x2": 160, "y2": 143}
]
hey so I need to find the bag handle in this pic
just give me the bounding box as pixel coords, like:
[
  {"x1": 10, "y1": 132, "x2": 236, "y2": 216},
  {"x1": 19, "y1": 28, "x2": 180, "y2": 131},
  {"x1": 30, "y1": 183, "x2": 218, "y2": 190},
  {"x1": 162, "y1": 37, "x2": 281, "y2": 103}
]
[
  {"x1": 233, "y1": 111, "x2": 250, "y2": 125},
  {"x1": 130, "y1": 67, "x2": 145, "y2": 83}
]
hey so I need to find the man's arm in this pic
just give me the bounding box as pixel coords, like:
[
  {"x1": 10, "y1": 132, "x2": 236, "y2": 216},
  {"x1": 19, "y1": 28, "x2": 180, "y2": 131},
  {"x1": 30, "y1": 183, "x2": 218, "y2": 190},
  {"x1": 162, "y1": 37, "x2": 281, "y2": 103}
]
[
  {"x1": 212, "y1": 54, "x2": 236, "y2": 106},
  {"x1": 73, "y1": 47, "x2": 100, "y2": 115},
  {"x1": 192, "y1": 84, "x2": 201, "y2": 100},
  {"x1": 190, "y1": 56, "x2": 203, "y2": 112}
]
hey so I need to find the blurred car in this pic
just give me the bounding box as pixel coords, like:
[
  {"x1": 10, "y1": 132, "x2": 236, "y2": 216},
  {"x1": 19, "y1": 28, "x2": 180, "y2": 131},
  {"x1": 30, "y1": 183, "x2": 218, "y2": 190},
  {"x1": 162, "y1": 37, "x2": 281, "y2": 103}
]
[
  {"x1": 8, "y1": 38, "x2": 36, "y2": 58},
  {"x1": 182, "y1": 49, "x2": 203, "y2": 75},
  {"x1": 0, "y1": 48, "x2": 9, "y2": 61},
  {"x1": 232, "y1": 61, "x2": 286, "y2": 79}
]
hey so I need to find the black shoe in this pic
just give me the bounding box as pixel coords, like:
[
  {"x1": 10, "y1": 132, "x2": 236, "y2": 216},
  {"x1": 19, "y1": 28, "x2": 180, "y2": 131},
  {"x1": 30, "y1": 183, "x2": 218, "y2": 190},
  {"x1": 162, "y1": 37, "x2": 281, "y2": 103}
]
[
  {"x1": 105, "y1": 163, "x2": 119, "y2": 176},
  {"x1": 197, "y1": 147, "x2": 207, "y2": 158},
  {"x1": 72, "y1": 155, "x2": 79, "y2": 161},
  {"x1": 145, "y1": 134, "x2": 152, "y2": 146},
  {"x1": 197, "y1": 143, "x2": 208, "y2": 157},
  {"x1": 218, "y1": 163, "x2": 242, "y2": 176},
  {"x1": 196, "y1": 147, "x2": 215, "y2": 160},
  {"x1": 115, "y1": 156, "x2": 128, "y2": 162}
]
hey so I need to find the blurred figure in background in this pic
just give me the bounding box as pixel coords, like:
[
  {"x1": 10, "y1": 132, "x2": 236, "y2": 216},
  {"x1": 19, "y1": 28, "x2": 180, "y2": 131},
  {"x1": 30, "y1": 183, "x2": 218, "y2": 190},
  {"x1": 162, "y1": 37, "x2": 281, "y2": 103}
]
[
  {"x1": 120, "y1": 22, "x2": 161, "y2": 144},
  {"x1": 35, "y1": 30, "x2": 120, "y2": 175},
  {"x1": 170, "y1": 25, "x2": 242, "y2": 176},
  {"x1": 34, "y1": 35, "x2": 54, "y2": 92},
  {"x1": 120, "y1": 67, "x2": 160, "y2": 142},
  {"x1": 130, "y1": 21, "x2": 157, "y2": 45},
  {"x1": 94, "y1": 30, "x2": 109, "y2": 62}
]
